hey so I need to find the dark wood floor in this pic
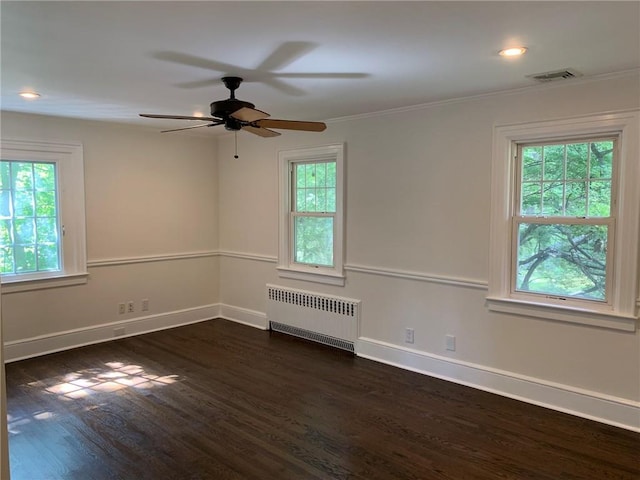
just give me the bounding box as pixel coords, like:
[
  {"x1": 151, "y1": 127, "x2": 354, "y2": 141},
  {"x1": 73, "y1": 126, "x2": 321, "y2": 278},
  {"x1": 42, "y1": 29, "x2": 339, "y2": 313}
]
[{"x1": 6, "y1": 319, "x2": 639, "y2": 480}]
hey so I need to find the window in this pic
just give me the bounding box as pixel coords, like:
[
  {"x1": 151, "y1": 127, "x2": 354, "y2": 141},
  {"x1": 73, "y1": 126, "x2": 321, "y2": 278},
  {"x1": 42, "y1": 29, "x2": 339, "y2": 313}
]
[
  {"x1": 488, "y1": 112, "x2": 639, "y2": 331},
  {"x1": 0, "y1": 139, "x2": 87, "y2": 292},
  {"x1": 278, "y1": 144, "x2": 344, "y2": 286}
]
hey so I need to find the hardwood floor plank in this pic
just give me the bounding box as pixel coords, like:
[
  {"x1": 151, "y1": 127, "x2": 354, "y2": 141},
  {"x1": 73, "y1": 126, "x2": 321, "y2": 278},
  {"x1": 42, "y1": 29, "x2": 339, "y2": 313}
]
[{"x1": 6, "y1": 319, "x2": 640, "y2": 479}]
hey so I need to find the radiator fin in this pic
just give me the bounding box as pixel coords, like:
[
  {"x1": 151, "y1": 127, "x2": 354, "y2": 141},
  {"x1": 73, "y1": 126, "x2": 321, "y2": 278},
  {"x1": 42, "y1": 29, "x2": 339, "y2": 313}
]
[
  {"x1": 266, "y1": 284, "x2": 360, "y2": 352},
  {"x1": 270, "y1": 321, "x2": 355, "y2": 352}
]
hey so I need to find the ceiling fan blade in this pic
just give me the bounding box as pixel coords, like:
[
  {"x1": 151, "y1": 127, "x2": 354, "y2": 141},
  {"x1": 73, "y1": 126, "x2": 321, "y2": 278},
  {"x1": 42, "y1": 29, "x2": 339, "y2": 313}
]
[
  {"x1": 140, "y1": 113, "x2": 219, "y2": 121},
  {"x1": 153, "y1": 51, "x2": 241, "y2": 75},
  {"x1": 242, "y1": 125, "x2": 281, "y2": 138},
  {"x1": 256, "y1": 41, "x2": 317, "y2": 71},
  {"x1": 275, "y1": 72, "x2": 370, "y2": 79},
  {"x1": 231, "y1": 107, "x2": 270, "y2": 122},
  {"x1": 161, "y1": 122, "x2": 222, "y2": 133},
  {"x1": 255, "y1": 119, "x2": 326, "y2": 132}
]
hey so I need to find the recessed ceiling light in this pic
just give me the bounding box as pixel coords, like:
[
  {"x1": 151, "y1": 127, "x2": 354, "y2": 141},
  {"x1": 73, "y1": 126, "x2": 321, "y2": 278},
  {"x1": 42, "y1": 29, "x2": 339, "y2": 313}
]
[
  {"x1": 19, "y1": 91, "x2": 41, "y2": 99},
  {"x1": 499, "y1": 47, "x2": 527, "y2": 57}
]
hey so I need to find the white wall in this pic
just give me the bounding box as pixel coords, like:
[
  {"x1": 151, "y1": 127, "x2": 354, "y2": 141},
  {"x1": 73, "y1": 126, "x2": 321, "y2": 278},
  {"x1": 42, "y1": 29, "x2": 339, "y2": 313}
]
[
  {"x1": 217, "y1": 72, "x2": 640, "y2": 429},
  {"x1": 0, "y1": 112, "x2": 220, "y2": 356}
]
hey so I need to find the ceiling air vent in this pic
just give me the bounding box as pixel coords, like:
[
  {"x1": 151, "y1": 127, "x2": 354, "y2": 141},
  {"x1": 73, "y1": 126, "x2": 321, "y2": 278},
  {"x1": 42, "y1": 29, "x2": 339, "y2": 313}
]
[{"x1": 527, "y1": 68, "x2": 582, "y2": 83}]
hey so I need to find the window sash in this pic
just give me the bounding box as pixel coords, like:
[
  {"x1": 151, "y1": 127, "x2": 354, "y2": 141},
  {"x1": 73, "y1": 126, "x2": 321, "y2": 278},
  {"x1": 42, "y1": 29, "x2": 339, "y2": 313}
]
[
  {"x1": 291, "y1": 212, "x2": 335, "y2": 267},
  {"x1": 510, "y1": 216, "x2": 615, "y2": 306},
  {"x1": 1, "y1": 160, "x2": 62, "y2": 276}
]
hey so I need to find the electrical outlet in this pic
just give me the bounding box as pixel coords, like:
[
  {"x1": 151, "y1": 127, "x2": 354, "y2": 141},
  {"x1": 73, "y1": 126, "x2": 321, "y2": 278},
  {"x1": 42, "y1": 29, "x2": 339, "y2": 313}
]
[
  {"x1": 141, "y1": 298, "x2": 149, "y2": 312},
  {"x1": 405, "y1": 328, "x2": 414, "y2": 344},
  {"x1": 127, "y1": 301, "x2": 134, "y2": 313},
  {"x1": 118, "y1": 303, "x2": 126, "y2": 315},
  {"x1": 445, "y1": 334, "x2": 456, "y2": 351}
]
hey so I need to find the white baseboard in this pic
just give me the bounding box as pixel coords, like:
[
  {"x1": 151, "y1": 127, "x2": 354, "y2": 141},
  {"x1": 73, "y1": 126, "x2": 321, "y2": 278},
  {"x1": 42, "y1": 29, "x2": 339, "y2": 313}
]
[
  {"x1": 356, "y1": 337, "x2": 640, "y2": 432},
  {"x1": 4, "y1": 304, "x2": 221, "y2": 363},
  {"x1": 219, "y1": 304, "x2": 268, "y2": 330}
]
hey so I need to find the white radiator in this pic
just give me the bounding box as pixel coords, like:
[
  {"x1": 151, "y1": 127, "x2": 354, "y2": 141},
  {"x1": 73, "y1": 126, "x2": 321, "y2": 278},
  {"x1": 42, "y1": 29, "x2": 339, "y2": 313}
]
[{"x1": 266, "y1": 284, "x2": 360, "y2": 352}]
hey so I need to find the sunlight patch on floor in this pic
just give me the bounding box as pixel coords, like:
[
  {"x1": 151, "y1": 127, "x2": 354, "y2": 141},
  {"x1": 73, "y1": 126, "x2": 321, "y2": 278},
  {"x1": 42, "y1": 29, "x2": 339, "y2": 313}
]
[{"x1": 38, "y1": 361, "x2": 180, "y2": 400}]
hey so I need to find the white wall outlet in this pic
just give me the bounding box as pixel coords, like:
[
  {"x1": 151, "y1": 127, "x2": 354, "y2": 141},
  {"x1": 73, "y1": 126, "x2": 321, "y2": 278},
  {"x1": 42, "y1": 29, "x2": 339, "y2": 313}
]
[
  {"x1": 127, "y1": 301, "x2": 134, "y2": 313},
  {"x1": 405, "y1": 328, "x2": 414, "y2": 344},
  {"x1": 118, "y1": 303, "x2": 126, "y2": 315},
  {"x1": 141, "y1": 298, "x2": 149, "y2": 312},
  {"x1": 445, "y1": 334, "x2": 456, "y2": 351}
]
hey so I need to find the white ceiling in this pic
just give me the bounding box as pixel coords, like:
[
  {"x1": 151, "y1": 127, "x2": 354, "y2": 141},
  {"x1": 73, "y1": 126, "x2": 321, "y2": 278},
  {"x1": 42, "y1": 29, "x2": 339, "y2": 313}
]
[{"x1": 2, "y1": 1, "x2": 639, "y2": 135}]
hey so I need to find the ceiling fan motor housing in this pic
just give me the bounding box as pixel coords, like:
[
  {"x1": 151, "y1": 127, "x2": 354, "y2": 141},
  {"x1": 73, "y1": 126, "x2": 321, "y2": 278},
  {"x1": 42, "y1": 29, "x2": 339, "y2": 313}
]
[{"x1": 210, "y1": 99, "x2": 255, "y2": 122}]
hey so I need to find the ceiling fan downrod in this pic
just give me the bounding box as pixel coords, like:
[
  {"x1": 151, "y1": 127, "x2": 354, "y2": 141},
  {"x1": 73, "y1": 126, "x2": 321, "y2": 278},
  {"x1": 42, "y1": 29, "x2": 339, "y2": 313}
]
[{"x1": 221, "y1": 76, "x2": 243, "y2": 99}]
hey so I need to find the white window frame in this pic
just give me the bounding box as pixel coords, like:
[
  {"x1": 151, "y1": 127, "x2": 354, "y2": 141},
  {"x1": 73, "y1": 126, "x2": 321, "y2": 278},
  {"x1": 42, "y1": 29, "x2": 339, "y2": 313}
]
[
  {"x1": 487, "y1": 111, "x2": 639, "y2": 331},
  {"x1": 278, "y1": 143, "x2": 345, "y2": 286},
  {"x1": 1, "y1": 139, "x2": 87, "y2": 292}
]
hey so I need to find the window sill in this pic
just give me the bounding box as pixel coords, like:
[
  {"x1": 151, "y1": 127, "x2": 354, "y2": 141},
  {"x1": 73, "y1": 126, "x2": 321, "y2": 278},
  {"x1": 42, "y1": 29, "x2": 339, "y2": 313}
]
[
  {"x1": 277, "y1": 266, "x2": 345, "y2": 286},
  {"x1": 1, "y1": 272, "x2": 89, "y2": 294},
  {"x1": 486, "y1": 296, "x2": 637, "y2": 332}
]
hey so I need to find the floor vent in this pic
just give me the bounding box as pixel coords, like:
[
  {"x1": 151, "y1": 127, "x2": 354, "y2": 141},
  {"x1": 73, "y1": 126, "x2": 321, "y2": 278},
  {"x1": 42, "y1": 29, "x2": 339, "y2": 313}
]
[
  {"x1": 266, "y1": 284, "x2": 360, "y2": 352},
  {"x1": 527, "y1": 68, "x2": 582, "y2": 83}
]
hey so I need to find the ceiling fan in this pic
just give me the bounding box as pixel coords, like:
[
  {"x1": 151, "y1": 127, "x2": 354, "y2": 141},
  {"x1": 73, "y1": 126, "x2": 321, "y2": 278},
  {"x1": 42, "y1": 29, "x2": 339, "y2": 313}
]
[{"x1": 139, "y1": 76, "x2": 326, "y2": 137}]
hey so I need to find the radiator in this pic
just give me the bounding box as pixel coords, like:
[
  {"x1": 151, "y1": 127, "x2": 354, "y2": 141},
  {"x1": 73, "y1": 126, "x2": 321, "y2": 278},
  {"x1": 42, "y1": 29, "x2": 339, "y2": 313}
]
[{"x1": 266, "y1": 284, "x2": 360, "y2": 352}]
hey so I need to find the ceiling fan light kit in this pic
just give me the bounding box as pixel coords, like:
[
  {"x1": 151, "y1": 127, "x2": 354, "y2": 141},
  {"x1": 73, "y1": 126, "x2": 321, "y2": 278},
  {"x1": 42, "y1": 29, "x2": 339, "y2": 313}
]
[{"x1": 140, "y1": 76, "x2": 326, "y2": 137}]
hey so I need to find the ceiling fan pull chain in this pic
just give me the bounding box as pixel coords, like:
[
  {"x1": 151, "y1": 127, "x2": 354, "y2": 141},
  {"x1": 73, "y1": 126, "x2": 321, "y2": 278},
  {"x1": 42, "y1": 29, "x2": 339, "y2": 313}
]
[{"x1": 234, "y1": 132, "x2": 239, "y2": 159}]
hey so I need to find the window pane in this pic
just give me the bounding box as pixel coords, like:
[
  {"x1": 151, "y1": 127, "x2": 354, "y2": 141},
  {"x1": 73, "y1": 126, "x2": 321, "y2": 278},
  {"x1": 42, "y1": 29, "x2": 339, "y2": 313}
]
[
  {"x1": 1, "y1": 246, "x2": 14, "y2": 274},
  {"x1": 521, "y1": 182, "x2": 541, "y2": 215},
  {"x1": 36, "y1": 191, "x2": 57, "y2": 217},
  {"x1": 0, "y1": 191, "x2": 11, "y2": 218},
  {"x1": 326, "y1": 188, "x2": 336, "y2": 213},
  {"x1": 0, "y1": 220, "x2": 11, "y2": 244},
  {"x1": 294, "y1": 216, "x2": 334, "y2": 266},
  {"x1": 522, "y1": 146, "x2": 542, "y2": 181},
  {"x1": 14, "y1": 191, "x2": 34, "y2": 217},
  {"x1": 590, "y1": 141, "x2": 613, "y2": 179},
  {"x1": 541, "y1": 182, "x2": 563, "y2": 215},
  {"x1": 543, "y1": 144, "x2": 564, "y2": 180},
  {"x1": 37, "y1": 244, "x2": 59, "y2": 271},
  {"x1": 315, "y1": 163, "x2": 326, "y2": 187},
  {"x1": 14, "y1": 218, "x2": 35, "y2": 244},
  {"x1": 326, "y1": 162, "x2": 336, "y2": 187},
  {"x1": 34, "y1": 163, "x2": 56, "y2": 190},
  {"x1": 296, "y1": 164, "x2": 306, "y2": 188},
  {"x1": 15, "y1": 245, "x2": 36, "y2": 273},
  {"x1": 305, "y1": 189, "x2": 317, "y2": 212},
  {"x1": 12, "y1": 162, "x2": 34, "y2": 190},
  {"x1": 0, "y1": 162, "x2": 10, "y2": 189},
  {"x1": 305, "y1": 163, "x2": 316, "y2": 188},
  {"x1": 516, "y1": 223, "x2": 607, "y2": 301},
  {"x1": 295, "y1": 190, "x2": 306, "y2": 211},
  {"x1": 588, "y1": 181, "x2": 611, "y2": 217},
  {"x1": 565, "y1": 182, "x2": 587, "y2": 217},
  {"x1": 566, "y1": 143, "x2": 588, "y2": 179},
  {"x1": 36, "y1": 217, "x2": 58, "y2": 243},
  {"x1": 316, "y1": 188, "x2": 327, "y2": 212}
]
